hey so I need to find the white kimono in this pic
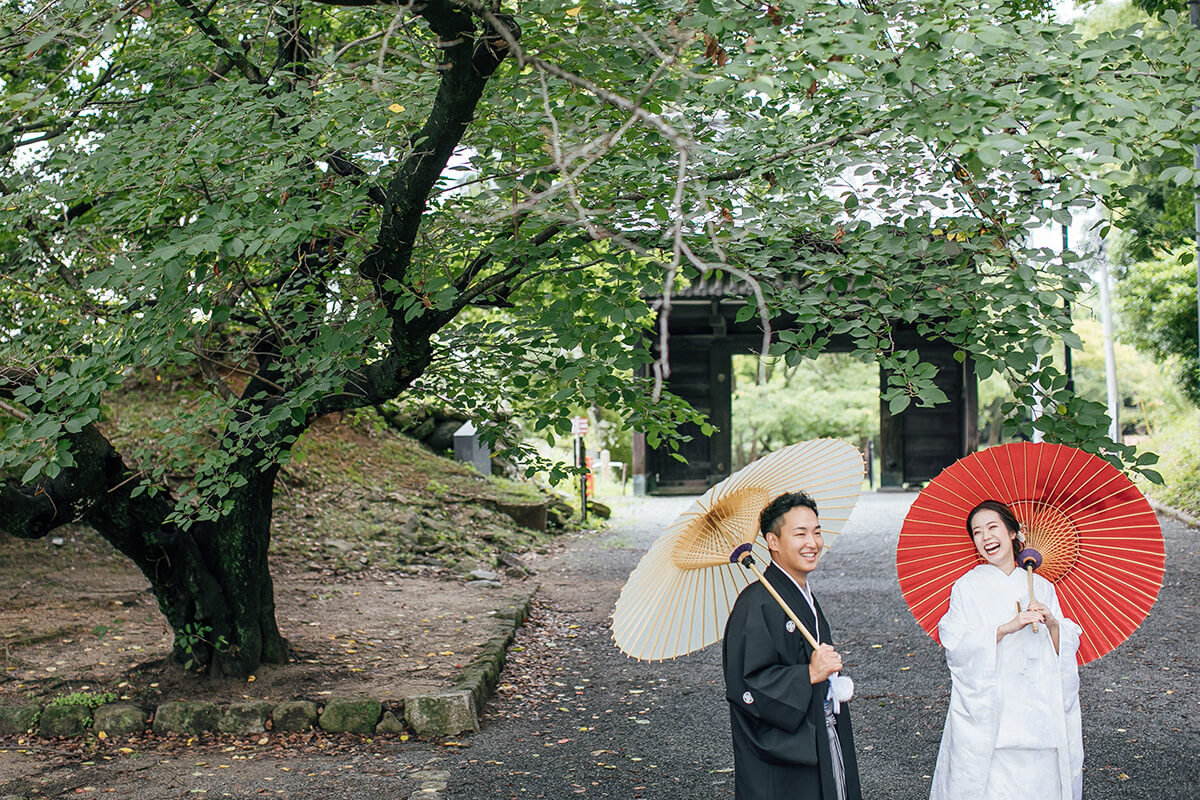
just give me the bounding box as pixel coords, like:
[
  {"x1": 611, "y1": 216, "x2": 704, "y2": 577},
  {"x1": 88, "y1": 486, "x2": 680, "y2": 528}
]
[{"x1": 930, "y1": 564, "x2": 1083, "y2": 800}]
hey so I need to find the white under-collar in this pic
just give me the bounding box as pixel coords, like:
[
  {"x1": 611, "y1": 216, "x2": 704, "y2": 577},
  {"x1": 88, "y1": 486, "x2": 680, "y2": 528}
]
[
  {"x1": 774, "y1": 564, "x2": 821, "y2": 645},
  {"x1": 776, "y1": 564, "x2": 814, "y2": 599}
]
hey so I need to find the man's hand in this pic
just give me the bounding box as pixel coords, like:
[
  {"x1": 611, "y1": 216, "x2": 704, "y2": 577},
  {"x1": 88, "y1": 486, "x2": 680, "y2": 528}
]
[{"x1": 809, "y1": 643, "x2": 842, "y2": 684}]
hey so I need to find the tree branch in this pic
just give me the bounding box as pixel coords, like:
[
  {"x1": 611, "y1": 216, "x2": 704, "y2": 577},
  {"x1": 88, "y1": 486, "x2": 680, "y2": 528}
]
[
  {"x1": 326, "y1": 151, "x2": 388, "y2": 206},
  {"x1": 705, "y1": 122, "x2": 889, "y2": 183},
  {"x1": 173, "y1": 0, "x2": 264, "y2": 83},
  {"x1": 0, "y1": 424, "x2": 170, "y2": 546},
  {"x1": 359, "y1": 0, "x2": 518, "y2": 310}
]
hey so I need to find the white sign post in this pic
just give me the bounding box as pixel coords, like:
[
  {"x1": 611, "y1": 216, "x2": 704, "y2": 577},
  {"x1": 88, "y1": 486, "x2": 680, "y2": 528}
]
[{"x1": 571, "y1": 416, "x2": 589, "y2": 521}]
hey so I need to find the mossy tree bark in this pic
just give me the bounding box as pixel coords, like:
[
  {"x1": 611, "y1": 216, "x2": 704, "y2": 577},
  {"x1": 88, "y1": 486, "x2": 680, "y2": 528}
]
[{"x1": 0, "y1": 424, "x2": 291, "y2": 676}]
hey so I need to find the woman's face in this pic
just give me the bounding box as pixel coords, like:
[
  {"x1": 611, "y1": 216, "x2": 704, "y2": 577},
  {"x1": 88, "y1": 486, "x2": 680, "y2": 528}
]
[{"x1": 969, "y1": 508, "x2": 1017, "y2": 570}]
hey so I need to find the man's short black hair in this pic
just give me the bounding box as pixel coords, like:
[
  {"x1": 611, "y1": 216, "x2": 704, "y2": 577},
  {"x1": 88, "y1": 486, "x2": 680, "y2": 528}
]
[{"x1": 759, "y1": 491, "x2": 819, "y2": 536}]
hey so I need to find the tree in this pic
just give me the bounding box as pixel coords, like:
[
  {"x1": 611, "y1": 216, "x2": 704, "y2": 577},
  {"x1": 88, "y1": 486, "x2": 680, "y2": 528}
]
[
  {"x1": 1119, "y1": 250, "x2": 1200, "y2": 404},
  {"x1": 1, "y1": 0, "x2": 1193, "y2": 675},
  {"x1": 731, "y1": 355, "x2": 877, "y2": 468},
  {"x1": 1074, "y1": 0, "x2": 1199, "y2": 408}
]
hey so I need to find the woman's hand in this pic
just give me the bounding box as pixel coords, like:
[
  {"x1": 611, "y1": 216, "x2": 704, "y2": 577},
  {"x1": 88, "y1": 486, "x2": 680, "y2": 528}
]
[
  {"x1": 996, "y1": 608, "x2": 1045, "y2": 641},
  {"x1": 1027, "y1": 600, "x2": 1062, "y2": 653},
  {"x1": 1027, "y1": 601, "x2": 1058, "y2": 632}
]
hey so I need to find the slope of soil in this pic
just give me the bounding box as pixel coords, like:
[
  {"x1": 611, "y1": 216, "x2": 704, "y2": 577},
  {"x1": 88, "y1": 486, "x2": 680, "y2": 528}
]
[{"x1": 0, "y1": 413, "x2": 559, "y2": 706}]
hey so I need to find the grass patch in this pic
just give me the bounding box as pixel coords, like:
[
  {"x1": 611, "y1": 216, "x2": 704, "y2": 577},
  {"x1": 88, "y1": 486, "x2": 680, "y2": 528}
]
[
  {"x1": 48, "y1": 691, "x2": 116, "y2": 709},
  {"x1": 1139, "y1": 410, "x2": 1199, "y2": 517}
]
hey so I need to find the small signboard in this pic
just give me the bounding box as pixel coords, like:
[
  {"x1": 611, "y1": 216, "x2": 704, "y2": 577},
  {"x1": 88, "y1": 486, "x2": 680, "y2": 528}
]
[{"x1": 571, "y1": 416, "x2": 589, "y2": 436}]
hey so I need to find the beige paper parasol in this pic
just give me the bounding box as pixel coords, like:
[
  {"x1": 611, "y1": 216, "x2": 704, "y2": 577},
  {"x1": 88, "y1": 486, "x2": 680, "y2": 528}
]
[{"x1": 611, "y1": 439, "x2": 864, "y2": 661}]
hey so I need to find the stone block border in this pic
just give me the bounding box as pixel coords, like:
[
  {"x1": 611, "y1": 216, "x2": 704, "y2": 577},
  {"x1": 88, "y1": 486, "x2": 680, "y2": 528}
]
[
  {"x1": 1147, "y1": 497, "x2": 1199, "y2": 530},
  {"x1": 405, "y1": 589, "x2": 536, "y2": 737},
  {"x1": 0, "y1": 587, "x2": 537, "y2": 741}
]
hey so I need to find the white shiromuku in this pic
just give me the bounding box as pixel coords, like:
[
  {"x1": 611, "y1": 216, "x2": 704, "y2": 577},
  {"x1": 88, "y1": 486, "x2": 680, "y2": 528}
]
[{"x1": 929, "y1": 564, "x2": 1083, "y2": 800}]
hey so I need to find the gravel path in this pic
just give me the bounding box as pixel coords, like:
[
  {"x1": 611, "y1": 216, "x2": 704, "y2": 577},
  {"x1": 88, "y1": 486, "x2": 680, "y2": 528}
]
[
  {"x1": 3, "y1": 491, "x2": 1194, "y2": 799},
  {"x1": 444, "y1": 491, "x2": 1200, "y2": 800}
]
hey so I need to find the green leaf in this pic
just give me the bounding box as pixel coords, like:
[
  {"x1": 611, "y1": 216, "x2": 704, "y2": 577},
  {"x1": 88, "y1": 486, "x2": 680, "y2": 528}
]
[
  {"x1": 888, "y1": 395, "x2": 910, "y2": 415},
  {"x1": 21, "y1": 461, "x2": 45, "y2": 484}
]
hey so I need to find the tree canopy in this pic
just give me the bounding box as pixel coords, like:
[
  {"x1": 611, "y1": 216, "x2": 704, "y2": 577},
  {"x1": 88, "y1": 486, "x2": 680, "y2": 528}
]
[{"x1": 2, "y1": 0, "x2": 1196, "y2": 673}]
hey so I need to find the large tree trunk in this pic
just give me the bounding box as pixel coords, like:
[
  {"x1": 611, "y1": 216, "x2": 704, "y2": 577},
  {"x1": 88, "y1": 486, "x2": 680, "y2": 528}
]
[
  {"x1": 147, "y1": 468, "x2": 289, "y2": 678},
  {"x1": 0, "y1": 425, "x2": 287, "y2": 677}
]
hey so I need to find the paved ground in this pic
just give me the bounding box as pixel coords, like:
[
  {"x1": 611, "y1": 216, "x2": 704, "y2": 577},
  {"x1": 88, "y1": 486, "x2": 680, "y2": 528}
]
[
  {"x1": 3, "y1": 491, "x2": 1196, "y2": 799},
  {"x1": 445, "y1": 491, "x2": 1200, "y2": 800}
]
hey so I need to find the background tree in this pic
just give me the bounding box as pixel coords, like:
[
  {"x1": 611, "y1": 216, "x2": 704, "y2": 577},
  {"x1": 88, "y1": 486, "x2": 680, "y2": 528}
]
[
  {"x1": 1, "y1": 0, "x2": 1194, "y2": 675},
  {"x1": 1080, "y1": 0, "x2": 1200, "y2": 409},
  {"x1": 731, "y1": 355, "x2": 877, "y2": 469},
  {"x1": 1118, "y1": 250, "x2": 1200, "y2": 404}
]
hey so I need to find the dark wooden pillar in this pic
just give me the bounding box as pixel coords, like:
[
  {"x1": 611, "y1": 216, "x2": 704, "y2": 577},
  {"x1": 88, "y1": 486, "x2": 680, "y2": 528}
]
[
  {"x1": 962, "y1": 357, "x2": 979, "y2": 456},
  {"x1": 631, "y1": 431, "x2": 647, "y2": 495},
  {"x1": 879, "y1": 383, "x2": 905, "y2": 488},
  {"x1": 708, "y1": 345, "x2": 733, "y2": 482}
]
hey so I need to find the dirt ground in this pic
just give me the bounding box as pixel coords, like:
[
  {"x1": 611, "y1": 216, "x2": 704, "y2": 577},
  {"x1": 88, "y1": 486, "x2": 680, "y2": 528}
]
[{"x1": 0, "y1": 524, "x2": 533, "y2": 707}]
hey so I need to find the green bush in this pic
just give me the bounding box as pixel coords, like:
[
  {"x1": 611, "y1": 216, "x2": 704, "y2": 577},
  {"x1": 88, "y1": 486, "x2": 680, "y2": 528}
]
[{"x1": 1139, "y1": 412, "x2": 1199, "y2": 516}]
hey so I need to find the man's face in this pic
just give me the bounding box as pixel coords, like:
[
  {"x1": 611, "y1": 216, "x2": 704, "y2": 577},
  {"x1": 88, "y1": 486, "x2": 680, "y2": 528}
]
[{"x1": 766, "y1": 505, "x2": 824, "y2": 584}]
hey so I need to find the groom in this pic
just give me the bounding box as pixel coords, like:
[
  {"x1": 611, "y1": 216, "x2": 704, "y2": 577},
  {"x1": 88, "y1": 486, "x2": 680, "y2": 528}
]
[{"x1": 722, "y1": 491, "x2": 862, "y2": 800}]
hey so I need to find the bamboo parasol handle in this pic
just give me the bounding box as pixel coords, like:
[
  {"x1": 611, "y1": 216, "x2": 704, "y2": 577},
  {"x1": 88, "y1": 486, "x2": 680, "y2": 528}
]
[
  {"x1": 1026, "y1": 566, "x2": 1038, "y2": 633},
  {"x1": 1017, "y1": 547, "x2": 1042, "y2": 635},
  {"x1": 736, "y1": 554, "x2": 821, "y2": 650}
]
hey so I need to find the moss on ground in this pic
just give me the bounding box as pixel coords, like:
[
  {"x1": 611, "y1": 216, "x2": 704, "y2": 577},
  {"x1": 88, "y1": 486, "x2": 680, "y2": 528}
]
[{"x1": 88, "y1": 376, "x2": 564, "y2": 574}]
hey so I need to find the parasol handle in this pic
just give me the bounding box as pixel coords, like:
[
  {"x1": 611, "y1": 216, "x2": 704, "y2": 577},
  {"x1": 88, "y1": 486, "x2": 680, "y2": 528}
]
[
  {"x1": 1026, "y1": 566, "x2": 1038, "y2": 633},
  {"x1": 734, "y1": 552, "x2": 821, "y2": 650},
  {"x1": 1018, "y1": 547, "x2": 1042, "y2": 635}
]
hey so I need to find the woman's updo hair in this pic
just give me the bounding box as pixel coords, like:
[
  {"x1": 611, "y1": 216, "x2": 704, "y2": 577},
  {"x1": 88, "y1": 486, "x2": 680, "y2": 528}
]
[{"x1": 965, "y1": 499, "x2": 1022, "y2": 563}]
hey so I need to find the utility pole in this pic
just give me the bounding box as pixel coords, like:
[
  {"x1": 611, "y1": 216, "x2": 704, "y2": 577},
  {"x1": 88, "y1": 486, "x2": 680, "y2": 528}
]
[
  {"x1": 1063, "y1": 222, "x2": 1074, "y2": 393},
  {"x1": 1098, "y1": 246, "x2": 1122, "y2": 443}
]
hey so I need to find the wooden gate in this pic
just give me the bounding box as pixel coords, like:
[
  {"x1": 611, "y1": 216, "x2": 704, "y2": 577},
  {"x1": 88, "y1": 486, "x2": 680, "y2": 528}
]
[{"x1": 634, "y1": 290, "x2": 978, "y2": 493}]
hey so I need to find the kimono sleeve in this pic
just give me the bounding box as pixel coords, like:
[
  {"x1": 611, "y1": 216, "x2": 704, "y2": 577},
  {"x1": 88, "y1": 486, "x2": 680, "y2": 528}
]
[
  {"x1": 724, "y1": 596, "x2": 815, "y2": 735},
  {"x1": 938, "y1": 577, "x2": 999, "y2": 696},
  {"x1": 1044, "y1": 581, "x2": 1082, "y2": 710}
]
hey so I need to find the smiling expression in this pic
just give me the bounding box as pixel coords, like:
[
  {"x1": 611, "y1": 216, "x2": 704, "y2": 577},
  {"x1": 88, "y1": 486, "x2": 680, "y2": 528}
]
[
  {"x1": 766, "y1": 505, "x2": 824, "y2": 586},
  {"x1": 968, "y1": 508, "x2": 1018, "y2": 572}
]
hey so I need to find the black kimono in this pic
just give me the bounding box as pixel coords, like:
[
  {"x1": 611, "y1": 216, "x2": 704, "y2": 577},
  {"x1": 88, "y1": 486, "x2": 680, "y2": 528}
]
[{"x1": 721, "y1": 562, "x2": 862, "y2": 800}]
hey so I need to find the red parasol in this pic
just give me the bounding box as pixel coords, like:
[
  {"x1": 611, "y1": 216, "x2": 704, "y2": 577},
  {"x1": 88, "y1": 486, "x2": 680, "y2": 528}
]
[{"x1": 897, "y1": 442, "x2": 1165, "y2": 665}]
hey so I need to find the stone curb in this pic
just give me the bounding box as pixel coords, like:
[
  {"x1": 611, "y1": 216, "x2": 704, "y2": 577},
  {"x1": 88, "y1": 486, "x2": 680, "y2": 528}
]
[
  {"x1": 456, "y1": 588, "x2": 535, "y2": 714},
  {"x1": 402, "y1": 586, "x2": 538, "y2": 737},
  {"x1": 0, "y1": 588, "x2": 538, "y2": 741},
  {"x1": 1147, "y1": 497, "x2": 1200, "y2": 529}
]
